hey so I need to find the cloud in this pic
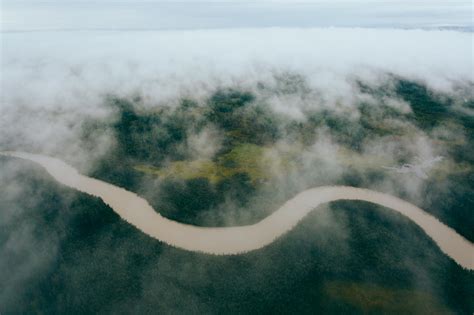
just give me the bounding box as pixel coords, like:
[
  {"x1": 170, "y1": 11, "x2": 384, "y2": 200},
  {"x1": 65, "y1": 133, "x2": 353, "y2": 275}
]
[
  {"x1": 0, "y1": 27, "x2": 471, "y2": 169},
  {"x1": 2, "y1": 28, "x2": 471, "y2": 104}
]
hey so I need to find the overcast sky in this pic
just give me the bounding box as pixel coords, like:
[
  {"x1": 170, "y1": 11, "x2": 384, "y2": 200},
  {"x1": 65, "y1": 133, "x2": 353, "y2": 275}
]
[{"x1": 1, "y1": 1, "x2": 472, "y2": 31}]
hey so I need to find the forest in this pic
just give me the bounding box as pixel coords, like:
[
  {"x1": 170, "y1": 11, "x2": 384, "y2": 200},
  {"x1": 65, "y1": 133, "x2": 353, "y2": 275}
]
[{"x1": 1, "y1": 77, "x2": 473, "y2": 314}]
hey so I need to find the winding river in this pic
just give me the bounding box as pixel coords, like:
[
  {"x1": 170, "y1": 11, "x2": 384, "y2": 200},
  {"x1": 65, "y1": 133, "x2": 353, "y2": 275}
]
[{"x1": 1, "y1": 151, "x2": 473, "y2": 270}]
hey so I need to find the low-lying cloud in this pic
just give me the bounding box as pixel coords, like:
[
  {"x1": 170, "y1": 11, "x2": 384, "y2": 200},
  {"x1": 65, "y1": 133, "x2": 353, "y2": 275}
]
[{"x1": 1, "y1": 28, "x2": 472, "y2": 160}]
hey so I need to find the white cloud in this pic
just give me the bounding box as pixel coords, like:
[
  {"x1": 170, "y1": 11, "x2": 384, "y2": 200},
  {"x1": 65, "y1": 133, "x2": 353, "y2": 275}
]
[
  {"x1": 1, "y1": 28, "x2": 472, "y2": 109},
  {"x1": 0, "y1": 27, "x2": 472, "y2": 166}
]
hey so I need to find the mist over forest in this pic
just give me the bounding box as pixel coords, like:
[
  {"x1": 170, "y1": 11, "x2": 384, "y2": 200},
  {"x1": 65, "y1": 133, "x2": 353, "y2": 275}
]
[{"x1": 1, "y1": 26, "x2": 473, "y2": 314}]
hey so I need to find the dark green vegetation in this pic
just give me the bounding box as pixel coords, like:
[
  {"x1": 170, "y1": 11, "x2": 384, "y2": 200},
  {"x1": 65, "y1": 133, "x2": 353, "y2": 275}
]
[{"x1": 1, "y1": 76, "x2": 473, "y2": 314}]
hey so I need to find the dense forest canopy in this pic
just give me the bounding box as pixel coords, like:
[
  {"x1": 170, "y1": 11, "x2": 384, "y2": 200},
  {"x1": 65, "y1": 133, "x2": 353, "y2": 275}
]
[{"x1": 1, "y1": 73, "x2": 473, "y2": 313}]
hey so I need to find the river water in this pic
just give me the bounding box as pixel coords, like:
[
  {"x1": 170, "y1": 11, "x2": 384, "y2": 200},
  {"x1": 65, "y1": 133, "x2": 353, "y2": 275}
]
[{"x1": 2, "y1": 151, "x2": 473, "y2": 270}]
